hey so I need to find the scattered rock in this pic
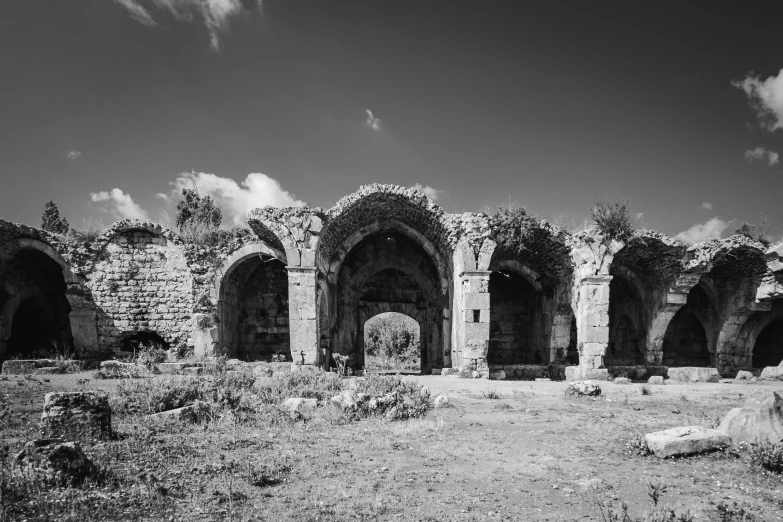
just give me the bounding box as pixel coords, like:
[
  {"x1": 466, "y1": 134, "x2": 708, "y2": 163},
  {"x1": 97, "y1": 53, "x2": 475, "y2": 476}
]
[
  {"x1": 719, "y1": 390, "x2": 783, "y2": 445},
  {"x1": 41, "y1": 392, "x2": 112, "y2": 439},
  {"x1": 644, "y1": 426, "x2": 730, "y2": 458},
  {"x1": 613, "y1": 377, "x2": 631, "y2": 384},
  {"x1": 149, "y1": 400, "x2": 211, "y2": 423},
  {"x1": 434, "y1": 395, "x2": 450, "y2": 408},
  {"x1": 534, "y1": 378, "x2": 551, "y2": 382},
  {"x1": 565, "y1": 381, "x2": 601, "y2": 398},
  {"x1": 442, "y1": 368, "x2": 460, "y2": 376},
  {"x1": 16, "y1": 439, "x2": 99, "y2": 485},
  {"x1": 667, "y1": 367, "x2": 719, "y2": 383},
  {"x1": 735, "y1": 370, "x2": 754, "y2": 380},
  {"x1": 759, "y1": 366, "x2": 783, "y2": 381},
  {"x1": 489, "y1": 371, "x2": 506, "y2": 381},
  {"x1": 647, "y1": 376, "x2": 665, "y2": 385},
  {"x1": 330, "y1": 390, "x2": 370, "y2": 411},
  {"x1": 280, "y1": 398, "x2": 318, "y2": 418},
  {"x1": 100, "y1": 361, "x2": 135, "y2": 372}
]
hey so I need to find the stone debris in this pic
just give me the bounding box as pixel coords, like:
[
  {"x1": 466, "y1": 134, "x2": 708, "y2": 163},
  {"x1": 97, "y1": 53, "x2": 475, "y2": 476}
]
[
  {"x1": 16, "y1": 439, "x2": 99, "y2": 485},
  {"x1": 149, "y1": 400, "x2": 211, "y2": 423},
  {"x1": 430, "y1": 368, "x2": 443, "y2": 375},
  {"x1": 1, "y1": 359, "x2": 81, "y2": 375},
  {"x1": 735, "y1": 370, "x2": 754, "y2": 380},
  {"x1": 719, "y1": 390, "x2": 783, "y2": 445},
  {"x1": 645, "y1": 426, "x2": 730, "y2": 458},
  {"x1": 330, "y1": 390, "x2": 369, "y2": 411},
  {"x1": 613, "y1": 377, "x2": 631, "y2": 384},
  {"x1": 666, "y1": 367, "x2": 719, "y2": 383},
  {"x1": 759, "y1": 365, "x2": 783, "y2": 380},
  {"x1": 433, "y1": 395, "x2": 450, "y2": 408},
  {"x1": 280, "y1": 398, "x2": 318, "y2": 418},
  {"x1": 252, "y1": 365, "x2": 274, "y2": 378},
  {"x1": 41, "y1": 392, "x2": 112, "y2": 439},
  {"x1": 647, "y1": 376, "x2": 665, "y2": 385},
  {"x1": 564, "y1": 380, "x2": 601, "y2": 397},
  {"x1": 489, "y1": 370, "x2": 506, "y2": 380}
]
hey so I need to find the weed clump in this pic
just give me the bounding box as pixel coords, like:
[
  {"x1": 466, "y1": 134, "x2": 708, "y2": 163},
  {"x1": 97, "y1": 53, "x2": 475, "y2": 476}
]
[
  {"x1": 748, "y1": 442, "x2": 783, "y2": 474},
  {"x1": 351, "y1": 374, "x2": 432, "y2": 421}
]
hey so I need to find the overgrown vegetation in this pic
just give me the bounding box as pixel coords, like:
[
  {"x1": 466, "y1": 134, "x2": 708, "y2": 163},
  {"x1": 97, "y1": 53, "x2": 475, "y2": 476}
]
[
  {"x1": 175, "y1": 182, "x2": 223, "y2": 244},
  {"x1": 590, "y1": 196, "x2": 635, "y2": 242},
  {"x1": 364, "y1": 313, "x2": 420, "y2": 372},
  {"x1": 748, "y1": 442, "x2": 783, "y2": 474},
  {"x1": 597, "y1": 482, "x2": 695, "y2": 522},
  {"x1": 734, "y1": 215, "x2": 771, "y2": 246},
  {"x1": 490, "y1": 205, "x2": 542, "y2": 254}
]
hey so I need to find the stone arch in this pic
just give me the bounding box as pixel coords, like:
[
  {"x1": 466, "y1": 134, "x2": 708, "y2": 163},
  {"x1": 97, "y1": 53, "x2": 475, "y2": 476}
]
[
  {"x1": 359, "y1": 306, "x2": 426, "y2": 372},
  {"x1": 734, "y1": 300, "x2": 783, "y2": 368},
  {"x1": 216, "y1": 243, "x2": 290, "y2": 361},
  {"x1": 486, "y1": 261, "x2": 547, "y2": 365},
  {"x1": 332, "y1": 230, "x2": 444, "y2": 372},
  {"x1": 607, "y1": 266, "x2": 646, "y2": 366},
  {"x1": 0, "y1": 243, "x2": 75, "y2": 357},
  {"x1": 662, "y1": 283, "x2": 714, "y2": 367}
]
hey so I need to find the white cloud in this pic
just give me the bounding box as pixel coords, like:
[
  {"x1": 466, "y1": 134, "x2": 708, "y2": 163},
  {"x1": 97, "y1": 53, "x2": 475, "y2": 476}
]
[
  {"x1": 169, "y1": 171, "x2": 305, "y2": 226},
  {"x1": 66, "y1": 150, "x2": 81, "y2": 160},
  {"x1": 410, "y1": 183, "x2": 441, "y2": 201},
  {"x1": 675, "y1": 217, "x2": 729, "y2": 244},
  {"x1": 701, "y1": 202, "x2": 713, "y2": 210},
  {"x1": 733, "y1": 69, "x2": 783, "y2": 131},
  {"x1": 90, "y1": 188, "x2": 150, "y2": 221},
  {"x1": 365, "y1": 109, "x2": 381, "y2": 131},
  {"x1": 744, "y1": 146, "x2": 780, "y2": 166},
  {"x1": 113, "y1": 0, "x2": 252, "y2": 50}
]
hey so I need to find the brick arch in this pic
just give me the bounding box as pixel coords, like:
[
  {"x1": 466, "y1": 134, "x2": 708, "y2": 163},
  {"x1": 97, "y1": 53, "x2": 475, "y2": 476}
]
[{"x1": 213, "y1": 242, "x2": 287, "y2": 301}]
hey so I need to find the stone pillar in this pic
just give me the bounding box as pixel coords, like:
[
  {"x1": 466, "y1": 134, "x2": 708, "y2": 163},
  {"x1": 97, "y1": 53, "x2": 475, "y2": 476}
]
[
  {"x1": 287, "y1": 266, "x2": 318, "y2": 366},
  {"x1": 66, "y1": 290, "x2": 100, "y2": 357},
  {"x1": 459, "y1": 270, "x2": 491, "y2": 375},
  {"x1": 573, "y1": 275, "x2": 612, "y2": 380}
]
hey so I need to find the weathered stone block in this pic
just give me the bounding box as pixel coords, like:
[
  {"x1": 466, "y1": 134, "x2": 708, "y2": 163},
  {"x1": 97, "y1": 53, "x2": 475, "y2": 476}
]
[
  {"x1": 580, "y1": 327, "x2": 609, "y2": 344},
  {"x1": 645, "y1": 426, "x2": 730, "y2": 458},
  {"x1": 41, "y1": 392, "x2": 112, "y2": 439},
  {"x1": 15, "y1": 439, "x2": 99, "y2": 485},
  {"x1": 489, "y1": 370, "x2": 506, "y2": 380},
  {"x1": 760, "y1": 366, "x2": 783, "y2": 380},
  {"x1": 565, "y1": 380, "x2": 601, "y2": 397},
  {"x1": 719, "y1": 390, "x2": 783, "y2": 445},
  {"x1": 149, "y1": 401, "x2": 211, "y2": 423},
  {"x1": 566, "y1": 367, "x2": 610, "y2": 381},
  {"x1": 464, "y1": 322, "x2": 490, "y2": 341},
  {"x1": 667, "y1": 367, "x2": 719, "y2": 383},
  {"x1": 735, "y1": 370, "x2": 754, "y2": 380},
  {"x1": 463, "y1": 292, "x2": 490, "y2": 310},
  {"x1": 648, "y1": 376, "x2": 665, "y2": 385}
]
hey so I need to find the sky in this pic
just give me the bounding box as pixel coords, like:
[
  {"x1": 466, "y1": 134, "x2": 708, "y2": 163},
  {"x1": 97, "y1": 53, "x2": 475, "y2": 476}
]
[{"x1": 1, "y1": 1, "x2": 782, "y2": 243}]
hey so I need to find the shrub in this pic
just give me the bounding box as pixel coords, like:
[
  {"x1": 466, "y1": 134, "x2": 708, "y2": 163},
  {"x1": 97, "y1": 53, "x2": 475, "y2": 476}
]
[
  {"x1": 175, "y1": 184, "x2": 222, "y2": 244},
  {"x1": 41, "y1": 200, "x2": 70, "y2": 235},
  {"x1": 113, "y1": 377, "x2": 205, "y2": 414},
  {"x1": 590, "y1": 196, "x2": 634, "y2": 242},
  {"x1": 748, "y1": 442, "x2": 783, "y2": 474},
  {"x1": 625, "y1": 434, "x2": 652, "y2": 457},
  {"x1": 364, "y1": 314, "x2": 420, "y2": 370},
  {"x1": 482, "y1": 389, "x2": 501, "y2": 399},
  {"x1": 639, "y1": 385, "x2": 652, "y2": 396},
  {"x1": 352, "y1": 374, "x2": 432, "y2": 420},
  {"x1": 734, "y1": 215, "x2": 770, "y2": 246},
  {"x1": 490, "y1": 206, "x2": 541, "y2": 254}
]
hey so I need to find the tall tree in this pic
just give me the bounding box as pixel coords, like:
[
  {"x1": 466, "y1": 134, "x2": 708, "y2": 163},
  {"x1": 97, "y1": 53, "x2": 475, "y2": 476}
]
[{"x1": 41, "y1": 200, "x2": 70, "y2": 235}]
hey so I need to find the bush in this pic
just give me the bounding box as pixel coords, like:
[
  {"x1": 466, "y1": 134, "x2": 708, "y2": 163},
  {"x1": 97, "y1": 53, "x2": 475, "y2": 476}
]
[
  {"x1": 590, "y1": 196, "x2": 635, "y2": 242},
  {"x1": 349, "y1": 374, "x2": 431, "y2": 420},
  {"x1": 175, "y1": 185, "x2": 222, "y2": 244},
  {"x1": 114, "y1": 377, "x2": 206, "y2": 414},
  {"x1": 735, "y1": 218, "x2": 771, "y2": 247},
  {"x1": 748, "y1": 442, "x2": 783, "y2": 474}
]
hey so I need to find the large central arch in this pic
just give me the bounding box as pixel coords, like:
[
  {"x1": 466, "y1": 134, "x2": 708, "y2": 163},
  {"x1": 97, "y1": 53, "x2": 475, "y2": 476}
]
[{"x1": 331, "y1": 230, "x2": 445, "y2": 372}]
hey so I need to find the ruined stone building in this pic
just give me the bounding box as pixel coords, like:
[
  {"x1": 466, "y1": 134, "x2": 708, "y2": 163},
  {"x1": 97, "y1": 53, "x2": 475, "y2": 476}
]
[{"x1": 1, "y1": 184, "x2": 782, "y2": 378}]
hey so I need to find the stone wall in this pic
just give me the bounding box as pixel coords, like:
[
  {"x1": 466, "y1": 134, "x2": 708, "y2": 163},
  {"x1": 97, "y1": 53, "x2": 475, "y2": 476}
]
[{"x1": 2, "y1": 185, "x2": 783, "y2": 376}]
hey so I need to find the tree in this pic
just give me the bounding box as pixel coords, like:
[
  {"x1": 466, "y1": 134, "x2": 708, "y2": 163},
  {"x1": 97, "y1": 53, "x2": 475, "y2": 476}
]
[
  {"x1": 175, "y1": 187, "x2": 222, "y2": 242},
  {"x1": 41, "y1": 200, "x2": 70, "y2": 235}
]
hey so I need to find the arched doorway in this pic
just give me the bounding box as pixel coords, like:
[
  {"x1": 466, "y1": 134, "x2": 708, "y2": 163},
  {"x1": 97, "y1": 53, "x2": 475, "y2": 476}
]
[
  {"x1": 752, "y1": 318, "x2": 783, "y2": 368},
  {"x1": 606, "y1": 315, "x2": 640, "y2": 365},
  {"x1": 662, "y1": 285, "x2": 712, "y2": 367},
  {"x1": 607, "y1": 273, "x2": 644, "y2": 366},
  {"x1": 333, "y1": 231, "x2": 443, "y2": 373},
  {"x1": 218, "y1": 254, "x2": 289, "y2": 361},
  {"x1": 488, "y1": 270, "x2": 544, "y2": 364},
  {"x1": 363, "y1": 311, "x2": 421, "y2": 373},
  {"x1": 2, "y1": 248, "x2": 73, "y2": 358}
]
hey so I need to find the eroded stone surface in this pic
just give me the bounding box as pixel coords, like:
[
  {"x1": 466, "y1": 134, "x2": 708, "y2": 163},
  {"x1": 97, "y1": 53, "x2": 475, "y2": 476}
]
[
  {"x1": 645, "y1": 426, "x2": 730, "y2": 458},
  {"x1": 41, "y1": 392, "x2": 112, "y2": 439},
  {"x1": 719, "y1": 390, "x2": 783, "y2": 444},
  {"x1": 15, "y1": 439, "x2": 99, "y2": 485}
]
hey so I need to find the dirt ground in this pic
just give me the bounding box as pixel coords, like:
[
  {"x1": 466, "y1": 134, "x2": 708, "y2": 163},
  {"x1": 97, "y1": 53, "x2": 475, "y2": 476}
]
[{"x1": 1, "y1": 372, "x2": 782, "y2": 521}]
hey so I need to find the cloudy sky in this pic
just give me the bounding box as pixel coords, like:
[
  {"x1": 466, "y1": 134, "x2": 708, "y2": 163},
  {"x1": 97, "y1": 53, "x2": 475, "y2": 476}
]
[{"x1": 1, "y1": 1, "x2": 781, "y2": 243}]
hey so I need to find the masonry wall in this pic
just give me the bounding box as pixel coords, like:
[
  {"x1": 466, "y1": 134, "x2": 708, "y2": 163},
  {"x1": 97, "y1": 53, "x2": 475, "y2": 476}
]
[{"x1": 87, "y1": 230, "x2": 194, "y2": 352}]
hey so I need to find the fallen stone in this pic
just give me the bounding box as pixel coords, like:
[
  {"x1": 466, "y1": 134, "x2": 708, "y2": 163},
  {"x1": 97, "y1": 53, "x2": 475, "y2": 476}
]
[
  {"x1": 667, "y1": 367, "x2": 719, "y2": 383},
  {"x1": 471, "y1": 370, "x2": 481, "y2": 379},
  {"x1": 645, "y1": 426, "x2": 730, "y2": 458},
  {"x1": 330, "y1": 390, "x2": 369, "y2": 411},
  {"x1": 2, "y1": 359, "x2": 53, "y2": 375},
  {"x1": 368, "y1": 393, "x2": 397, "y2": 411},
  {"x1": 35, "y1": 367, "x2": 61, "y2": 375},
  {"x1": 719, "y1": 390, "x2": 783, "y2": 445},
  {"x1": 442, "y1": 368, "x2": 459, "y2": 376},
  {"x1": 41, "y1": 392, "x2": 112, "y2": 439},
  {"x1": 430, "y1": 368, "x2": 443, "y2": 375},
  {"x1": 433, "y1": 395, "x2": 449, "y2": 408},
  {"x1": 759, "y1": 366, "x2": 783, "y2": 380},
  {"x1": 534, "y1": 378, "x2": 551, "y2": 382},
  {"x1": 565, "y1": 381, "x2": 601, "y2": 397},
  {"x1": 613, "y1": 377, "x2": 631, "y2": 384},
  {"x1": 16, "y1": 439, "x2": 99, "y2": 485},
  {"x1": 735, "y1": 370, "x2": 754, "y2": 380},
  {"x1": 100, "y1": 360, "x2": 136, "y2": 371},
  {"x1": 149, "y1": 400, "x2": 211, "y2": 423},
  {"x1": 280, "y1": 398, "x2": 318, "y2": 418},
  {"x1": 489, "y1": 371, "x2": 506, "y2": 381},
  {"x1": 648, "y1": 376, "x2": 665, "y2": 385},
  {"x1": 156, "y1": 362, "x2": 194, "y2": 374}
]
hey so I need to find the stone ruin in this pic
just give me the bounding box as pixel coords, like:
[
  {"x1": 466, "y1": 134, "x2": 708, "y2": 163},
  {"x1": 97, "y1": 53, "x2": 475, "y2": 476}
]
[{"x1": 1, "y1": 184, "x2": 782, "y2": 379}]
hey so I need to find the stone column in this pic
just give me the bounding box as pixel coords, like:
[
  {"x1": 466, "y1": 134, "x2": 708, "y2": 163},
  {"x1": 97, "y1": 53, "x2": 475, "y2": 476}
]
[
  {"x1": 573, "y1": 275, "x2": 612, "y2": 380},
  {"x1": 459, "y1": 270, "x2": 491, "y2": 375},
  {"x1": 287, "y1": 266, "x2": 318, "y2": 366}
]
